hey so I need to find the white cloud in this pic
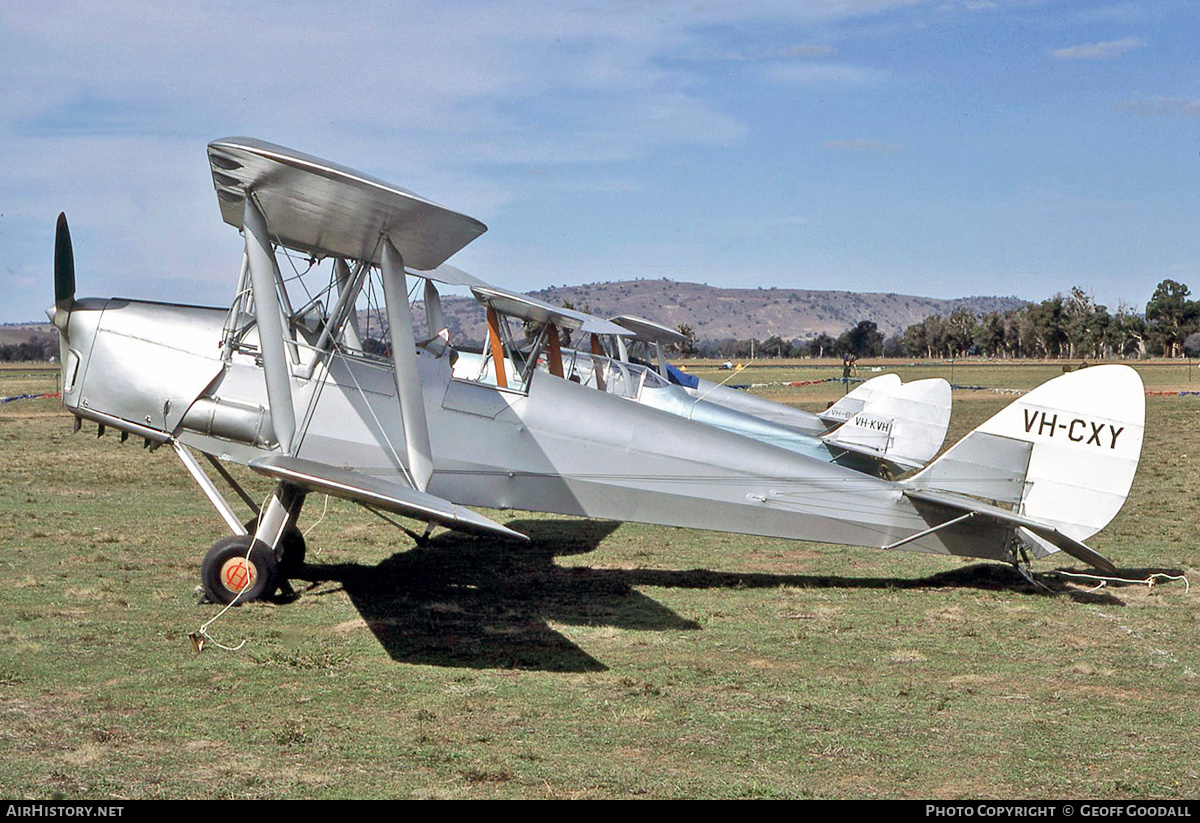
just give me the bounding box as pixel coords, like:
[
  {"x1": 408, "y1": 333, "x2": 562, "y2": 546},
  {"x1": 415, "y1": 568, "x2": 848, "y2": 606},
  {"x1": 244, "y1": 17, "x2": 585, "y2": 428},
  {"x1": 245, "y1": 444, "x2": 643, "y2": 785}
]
[
  {"x1": 763, "y1": 62, "x2": 892, "y2": 86},
  {"x1": 773, "y1": 44, "x2": 838, "y2": 59},
  {"x1": 1050, "y1": 37, "x2": 1147, "y2": 60},
  {"x1": 937, "y1": 1, "x2": 997, "y2": 11},
  {"x1": 682, "y1": 43, "x2": 836, "y2": 62}
]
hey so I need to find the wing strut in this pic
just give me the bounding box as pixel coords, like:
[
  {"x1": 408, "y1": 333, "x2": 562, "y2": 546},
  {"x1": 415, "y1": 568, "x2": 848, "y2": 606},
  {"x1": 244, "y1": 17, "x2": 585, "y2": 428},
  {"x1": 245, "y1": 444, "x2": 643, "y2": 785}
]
[
  {"x1": 486, "y1": 307, "x2": 509, "y2": 389},
  {"x1": 334, "y1": 259, "x2": 365, "y2": 351},
  {"x1": 654, "y1": 341, "x2": 668, "y2": 378},
  {"x1": 242, "y1": 196, "x2": 297, "y2": 455},
  {"x1": 546, "y1": 325, "x2": 564, "y2": 378},
  {"x1": 381, "y1": 237, "x2": 434, "y2": 493},
  {"x1": 298, "y1": 257, "x2": 367, "y2": 379},
  {"x1": 590, "y1": 334, "x2": 608, "y2": 391},
  {"x1": 172, "y1": 441, "x2": 250, "y2": 536},
  {"x1": 424, "y1": 279, "x2": 445, "y2": 340}
]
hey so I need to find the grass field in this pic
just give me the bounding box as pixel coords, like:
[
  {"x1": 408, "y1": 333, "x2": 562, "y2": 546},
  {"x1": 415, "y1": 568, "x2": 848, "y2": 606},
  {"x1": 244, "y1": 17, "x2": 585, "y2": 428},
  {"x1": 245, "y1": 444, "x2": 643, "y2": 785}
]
[{"x1": 1, "y1": 360, "x2": 1197, "y2": 799}]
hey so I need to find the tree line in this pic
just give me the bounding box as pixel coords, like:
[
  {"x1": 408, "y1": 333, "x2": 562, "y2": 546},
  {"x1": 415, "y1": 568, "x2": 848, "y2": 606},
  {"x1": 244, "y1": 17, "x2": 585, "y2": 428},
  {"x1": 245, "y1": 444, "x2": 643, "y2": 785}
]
[
  {"x1": 0, "y1": 336, "x2": 56, "y2": 363},
  {"x1": 689, "y1": 321, "x2": 882, "y2": 360},
  {"x1": 681, "y1": 280, "x2": 1200, "y2": 360},
  {"x1": 896, "y1": 280, "x2": 1197, "y2": 360}
]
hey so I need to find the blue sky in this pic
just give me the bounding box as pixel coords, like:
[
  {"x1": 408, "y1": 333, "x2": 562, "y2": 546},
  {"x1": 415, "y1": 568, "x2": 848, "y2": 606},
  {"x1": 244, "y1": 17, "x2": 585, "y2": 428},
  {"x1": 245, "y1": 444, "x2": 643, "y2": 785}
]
[{"x1": 2, "y1": 0, "x2": 1198, "y2": 324}]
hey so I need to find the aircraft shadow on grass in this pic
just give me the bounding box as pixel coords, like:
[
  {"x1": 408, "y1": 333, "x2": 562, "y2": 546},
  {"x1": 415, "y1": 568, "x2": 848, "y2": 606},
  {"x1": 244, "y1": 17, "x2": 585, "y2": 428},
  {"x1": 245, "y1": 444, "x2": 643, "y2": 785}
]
[{"x1": 293, "y1": 519, "x2": 1137, "y2": 671}]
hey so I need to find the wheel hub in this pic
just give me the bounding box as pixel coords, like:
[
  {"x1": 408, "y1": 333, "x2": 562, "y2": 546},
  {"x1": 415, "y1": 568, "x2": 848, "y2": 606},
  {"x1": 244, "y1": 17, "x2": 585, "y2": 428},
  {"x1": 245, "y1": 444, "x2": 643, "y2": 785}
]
[{"x1": 218, "y1": 556, "x2": 257, "y2": 595}]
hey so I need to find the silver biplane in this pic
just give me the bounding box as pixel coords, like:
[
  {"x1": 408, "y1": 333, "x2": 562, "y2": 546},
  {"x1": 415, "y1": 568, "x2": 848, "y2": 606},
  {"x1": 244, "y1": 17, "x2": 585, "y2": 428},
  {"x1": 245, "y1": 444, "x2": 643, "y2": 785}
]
[
  {"x1": 539, "y1": 317, "x2": 954, "y2": 476},
  {"x1": 572, "y1": 317, "x2": 955, "y2": 475},
  {"x1": 606, "y1": 317, "x2": 954, "y2": 449},
  {"x1": 48, "y1": 137, "x2": 1144, "y2": 605}
]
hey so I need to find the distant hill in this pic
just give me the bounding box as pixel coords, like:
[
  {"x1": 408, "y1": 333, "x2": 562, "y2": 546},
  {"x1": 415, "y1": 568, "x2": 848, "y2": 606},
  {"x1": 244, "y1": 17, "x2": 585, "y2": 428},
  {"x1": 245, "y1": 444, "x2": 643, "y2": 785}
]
[
  {"x1": 0, "y1": 323, "x2": 56, "y2": 348},
  {"x1": 11, "y1": 281, "x2": 1029, "y2": 355},
  {"x1": 0, "y1": 323, "x2": 57, "y2": 362},
  {"x1": 424, "y1": 279, "x2": 1028, "y2": 346}
]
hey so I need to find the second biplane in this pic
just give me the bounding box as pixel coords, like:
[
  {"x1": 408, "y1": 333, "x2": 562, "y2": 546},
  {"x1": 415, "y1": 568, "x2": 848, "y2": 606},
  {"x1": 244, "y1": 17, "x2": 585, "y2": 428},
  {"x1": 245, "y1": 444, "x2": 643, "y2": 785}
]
[{"x1": 539, "y1": 317, "x2": 954, "y2": 476}]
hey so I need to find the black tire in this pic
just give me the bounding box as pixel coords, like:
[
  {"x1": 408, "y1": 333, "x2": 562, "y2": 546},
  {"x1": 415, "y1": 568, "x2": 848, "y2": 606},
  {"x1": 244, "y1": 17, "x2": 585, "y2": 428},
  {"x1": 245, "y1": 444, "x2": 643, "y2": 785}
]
[
  {"x1": 201, "y1": 535, "x2": 278, "y2": 605},
  {"x1": 243, "y1": 518, "x2": 307, "y2": 579}
]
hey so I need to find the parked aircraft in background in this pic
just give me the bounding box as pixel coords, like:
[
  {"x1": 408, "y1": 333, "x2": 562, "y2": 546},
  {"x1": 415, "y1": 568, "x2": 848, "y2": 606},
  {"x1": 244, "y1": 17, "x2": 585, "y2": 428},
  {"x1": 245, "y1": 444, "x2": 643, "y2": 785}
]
[{"x1": 551, "y1": 317, "x2": 953, "y2": 476}]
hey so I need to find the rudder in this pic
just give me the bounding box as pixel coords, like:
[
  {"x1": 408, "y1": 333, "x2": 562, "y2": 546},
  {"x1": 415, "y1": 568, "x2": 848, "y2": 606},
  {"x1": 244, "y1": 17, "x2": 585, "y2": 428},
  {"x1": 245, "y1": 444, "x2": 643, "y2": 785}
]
[
  {"x1": 822, "y1": 378, "x2": 953, "y2": 471},
  {"x1": 908, "y1": 364, "x2": 1144, "y2": 542}
]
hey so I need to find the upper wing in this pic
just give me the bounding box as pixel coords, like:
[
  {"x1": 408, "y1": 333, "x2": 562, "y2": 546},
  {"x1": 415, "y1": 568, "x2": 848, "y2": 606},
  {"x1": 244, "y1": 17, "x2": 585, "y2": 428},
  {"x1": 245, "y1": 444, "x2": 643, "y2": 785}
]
[
  {"x1": 412, "y1": 262, "x2": 494, "y2": 289},
  {"x1": 208, "y1": 137, "x2": 486, "y2": 270},
  {"x1": 470, "y1": 285, "x2": 634, "y2": 337},
  {"x1": 610, "y1": 315, "x2": 687, "y2": 346}
]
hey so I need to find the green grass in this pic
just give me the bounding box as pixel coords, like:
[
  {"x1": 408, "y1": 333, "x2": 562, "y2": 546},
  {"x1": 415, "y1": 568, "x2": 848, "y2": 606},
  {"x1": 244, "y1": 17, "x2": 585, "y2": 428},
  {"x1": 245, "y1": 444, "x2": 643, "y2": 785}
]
[{"x1": 0, "y1": 360, "x2": 1197, "y2": 798}]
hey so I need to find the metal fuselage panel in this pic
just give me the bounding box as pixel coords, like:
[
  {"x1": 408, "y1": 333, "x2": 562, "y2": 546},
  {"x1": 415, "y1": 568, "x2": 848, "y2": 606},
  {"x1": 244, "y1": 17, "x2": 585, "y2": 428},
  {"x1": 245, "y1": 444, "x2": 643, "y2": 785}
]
[
  {"x1": 686, "y1": 378, "x2": 829, "y2": 437},
  {"x1": 62, "y1": 299, "x2": 225, "y2": 433},
  {"x1": 637, "y1": 383, "x2": 839, "y2": 465},
  {"x1": 60, "y1": 300, "x2": 1012, "y2": 562}
]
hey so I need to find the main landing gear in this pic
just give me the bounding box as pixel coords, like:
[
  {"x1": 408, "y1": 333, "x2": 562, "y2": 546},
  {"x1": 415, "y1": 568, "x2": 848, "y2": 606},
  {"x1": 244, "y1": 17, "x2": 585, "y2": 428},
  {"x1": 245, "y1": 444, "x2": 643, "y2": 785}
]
[
  {"x1": 170, "y1": 443, "x2": 325, "y2": 605},
  {"x1": 199, "y1": 523, "x2": 309, "y2": 605},
  {"x1": 193, "y1": 474, "x2": 308, "y2": 606}
]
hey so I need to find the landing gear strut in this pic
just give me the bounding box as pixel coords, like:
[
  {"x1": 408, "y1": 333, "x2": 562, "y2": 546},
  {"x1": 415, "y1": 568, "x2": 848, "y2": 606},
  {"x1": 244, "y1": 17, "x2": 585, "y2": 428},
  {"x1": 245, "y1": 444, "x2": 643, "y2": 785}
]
[{"x1": 245, "y1": 517, "x2": 307, "y2": 579}]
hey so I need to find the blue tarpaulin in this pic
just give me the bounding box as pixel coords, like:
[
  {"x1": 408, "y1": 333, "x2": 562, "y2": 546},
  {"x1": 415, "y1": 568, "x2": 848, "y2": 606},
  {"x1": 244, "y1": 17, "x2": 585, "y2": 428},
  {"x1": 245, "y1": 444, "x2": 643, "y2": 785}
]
[{"x1": 664, "y1": 362, "x2": 699, "y2": 389}]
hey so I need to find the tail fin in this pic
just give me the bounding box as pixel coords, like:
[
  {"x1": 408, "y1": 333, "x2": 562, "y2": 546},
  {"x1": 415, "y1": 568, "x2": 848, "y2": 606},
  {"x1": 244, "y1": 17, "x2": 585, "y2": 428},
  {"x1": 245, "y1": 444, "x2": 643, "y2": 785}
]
[
  {"x1": 905, "y1": 365, "x2": 1144, "y2": 566},
  {"x1": 822, "y1": 378, "x2": 952, "y2": 471},
  {"x1": 818, "y1": 373, "x2": 902, "y2": 426}
]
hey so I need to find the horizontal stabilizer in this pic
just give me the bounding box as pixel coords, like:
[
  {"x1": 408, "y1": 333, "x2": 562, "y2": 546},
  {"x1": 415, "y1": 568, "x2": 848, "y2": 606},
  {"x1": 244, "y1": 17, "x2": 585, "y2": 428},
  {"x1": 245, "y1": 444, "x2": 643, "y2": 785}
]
[
  {"x1": 904, "y1": 488, "x2": 1117, "y2": 574},
  {"x1": 248, "y1": 455, "x2": 527, "y2": 542},
  {"x1": 821, "y1": 410, "x2": 895, "y2": 460}
]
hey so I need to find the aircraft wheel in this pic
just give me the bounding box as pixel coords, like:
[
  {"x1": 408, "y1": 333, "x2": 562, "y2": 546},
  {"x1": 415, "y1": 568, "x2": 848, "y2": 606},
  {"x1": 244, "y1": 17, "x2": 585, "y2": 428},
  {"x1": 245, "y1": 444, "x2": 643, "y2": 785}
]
[
  {"x1": 243, "y1": 518, "x2": 307, "y2": 579},
  {"x1": 201, "y1": 536, "x2": 278, "y2": 605}
]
